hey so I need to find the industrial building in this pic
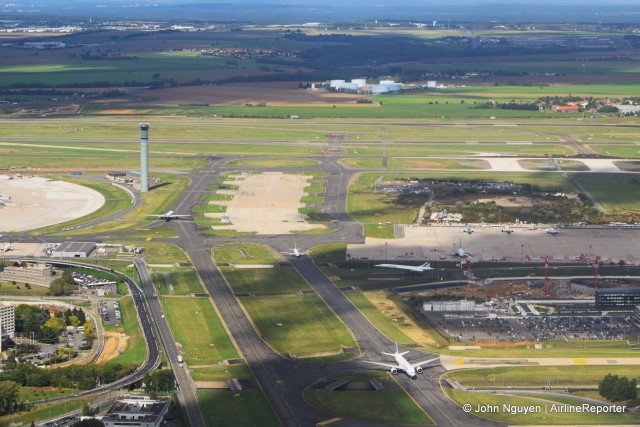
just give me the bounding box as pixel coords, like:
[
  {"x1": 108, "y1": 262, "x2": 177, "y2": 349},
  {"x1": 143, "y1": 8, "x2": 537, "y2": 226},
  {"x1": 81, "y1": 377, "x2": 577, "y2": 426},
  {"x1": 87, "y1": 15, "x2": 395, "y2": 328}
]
[
  {"x1": 51, "y1": 241, "x2": 96, "y2": 258},
  {"x1": 0, "y1": 303, "x2": 15, "y2": 338},
  {"x1": 595, "y1": 286, "x2": 640, "y2": 309},
  {"x1": 101, "y1": 395, "x2": 171, "y2": 427}
]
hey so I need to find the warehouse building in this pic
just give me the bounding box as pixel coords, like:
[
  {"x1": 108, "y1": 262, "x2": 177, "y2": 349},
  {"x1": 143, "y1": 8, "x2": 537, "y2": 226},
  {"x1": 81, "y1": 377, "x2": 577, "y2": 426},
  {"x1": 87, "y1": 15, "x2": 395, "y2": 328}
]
[{"x1": 51, "y1": 241, "x2": 96, "y2": 258}]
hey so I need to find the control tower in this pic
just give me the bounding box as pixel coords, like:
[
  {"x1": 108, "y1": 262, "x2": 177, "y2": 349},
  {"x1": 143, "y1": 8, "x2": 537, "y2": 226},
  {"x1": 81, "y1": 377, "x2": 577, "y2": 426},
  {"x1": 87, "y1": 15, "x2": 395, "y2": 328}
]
[{"x1": 139, "y1": 123, "x2": 149, "y2": 192}]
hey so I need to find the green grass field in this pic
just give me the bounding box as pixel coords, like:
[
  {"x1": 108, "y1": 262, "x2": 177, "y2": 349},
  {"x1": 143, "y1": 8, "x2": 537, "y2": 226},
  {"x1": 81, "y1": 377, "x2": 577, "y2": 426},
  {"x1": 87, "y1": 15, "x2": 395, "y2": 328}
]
[
  {"x1": 168, "y1": 270, "x2": 204, "y2": 295},
  {"x1": 0, "y1": 396, "x2": 90, "y2": 427},
  {"x1": 226, "y1": 158, "x2": 319, "y2": 168},
  {"x1": 573, "y1": 174, "x2": 640, "y2": 212},
  {"x1": 161, "y1": 297, "x2": 237, "y2": 364},
  {"x1": 191, "y1": 364, "x2": 253, "y2": 381},
  {"x1": 20, "y1": 387, "x2": 80, "y2": 403},
  {"x1": 446, "y1": 365, "x2": 640, "y2": 388},
  {"x1": 303, "y1": 372, "x2": 432, "y2": 425},
  {"x1": 438, "y1": 340, "x2": 640, "y2": 358},
  {"x1": 446, "y1": 389, "x2": 640, "y2": 425},
  {"x1": 220, "y1": 267, "x2": 309, "y2": 295},
  {"x1": 238, "y1": 294, "x2": 355, "y2": 358},
  {"x1": 213, "y1": 243, "x2": 280, "y2": 265},
  {"x1": 197, "y1": 390, "x2": 280, "y2": 427},
  {"x1": 107, "y1": 295, "x2": 146, "y2": 366},
  {"x1": 0, "y1": 281, "x2": 49, "y2": 296}
]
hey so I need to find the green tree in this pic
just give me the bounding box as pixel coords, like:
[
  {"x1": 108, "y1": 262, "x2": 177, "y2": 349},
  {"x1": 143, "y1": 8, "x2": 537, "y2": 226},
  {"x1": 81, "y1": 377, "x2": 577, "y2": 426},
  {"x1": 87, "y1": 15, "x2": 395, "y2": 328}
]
[
  {"x1": 0, "y1": 380, "x2": 21, "y2": 415},
  {"x1": 44, "y1": 317, "x2": 66, "y2": 334},
  {"x1": 73, "y1": 419, "x2": 105, "y2": 427},
  {"x1": 144, "y1": 369, "x2": 175, "y2": 394}
]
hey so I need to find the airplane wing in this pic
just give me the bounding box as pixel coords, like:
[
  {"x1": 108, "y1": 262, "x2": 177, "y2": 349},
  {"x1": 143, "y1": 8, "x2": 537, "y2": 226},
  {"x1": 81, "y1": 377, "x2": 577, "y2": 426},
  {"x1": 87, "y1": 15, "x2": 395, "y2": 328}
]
[
  {"x1": 363, "y1": 360, "x2": 402, "y2": 370},
  {"x1": 172, "y1": 215, "x2": 191, "y2": 218},
  {"x1": 411, "y1": 357, "x2": 440, "y2": 369},
  {"x1": 147, "y1": 214, "x2": 164, "y2": 217}
]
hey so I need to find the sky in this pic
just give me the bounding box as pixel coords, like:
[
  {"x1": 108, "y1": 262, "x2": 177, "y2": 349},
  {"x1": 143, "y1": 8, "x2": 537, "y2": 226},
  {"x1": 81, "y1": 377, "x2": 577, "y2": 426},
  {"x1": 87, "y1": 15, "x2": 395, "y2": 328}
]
[{"x1": 3, "y1": 0, "x2": 639, "y2": 23}]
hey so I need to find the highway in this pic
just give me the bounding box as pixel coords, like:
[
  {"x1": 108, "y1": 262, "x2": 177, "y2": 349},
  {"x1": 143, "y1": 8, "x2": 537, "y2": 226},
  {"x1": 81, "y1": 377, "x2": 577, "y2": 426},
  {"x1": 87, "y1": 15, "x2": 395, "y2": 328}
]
[{"x1": 132, "y1": 257, "x2": 207, "y2": 427}]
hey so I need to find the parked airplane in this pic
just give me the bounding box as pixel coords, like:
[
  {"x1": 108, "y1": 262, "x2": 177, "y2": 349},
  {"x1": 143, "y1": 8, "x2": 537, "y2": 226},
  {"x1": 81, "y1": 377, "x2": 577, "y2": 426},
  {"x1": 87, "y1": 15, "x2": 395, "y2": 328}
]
[
  {"x1": 463, "y1": 224, "x2": 473, "y2": 234},
  {"x1": 501, "y1": 225, "x2": 513, "y2": 234},
  {"x1": 1, "y1": 242, "x2": 12, "y2": 252},
  {"x1": 546, "y1": 227, "x2": 559, "y2": 235},
  {"x1": 375, "y1": 261, "x2": 433, "y2": 273},
  {"x1": 454, "y1": 240, "x2": 472, "y2": 258},
  {"x1": 147, "y1": 210, "x2": 191, "y2": 221},
  {"x1": 365, "y1": 342, "x2": 439, "y2": 379},
  {"x1": 282, "y1": 243, "x2": 307, "y2": 258}
]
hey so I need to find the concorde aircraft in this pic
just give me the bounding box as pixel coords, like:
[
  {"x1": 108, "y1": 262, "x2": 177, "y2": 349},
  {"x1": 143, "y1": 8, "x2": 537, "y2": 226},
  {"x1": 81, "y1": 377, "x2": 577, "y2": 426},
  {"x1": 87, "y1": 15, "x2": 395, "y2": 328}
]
[
  {"x1": 501, "y1": 225, "x2": 514, "y2": 234},
  {"x1": 282, "y1": 243, "x2": 307, "y2": 258},
  {"x1": 147, "y1": 210, "x2": 191, "y2": 221},
  {"x1": 546, "y1": 227, "x2": 559, "y2": 235},
  {"x1": 463, "y1": 224, "x2": 474, "y2": 234},
  {"x1": 365, "y1": 342, "x2": 439, "y2": 379},
  {"x1": 374, "y1": 261, "x2": 433, "y2": 273},
  {"x1": 1, "y1": 242, "x2": 12, "y2": 252}
]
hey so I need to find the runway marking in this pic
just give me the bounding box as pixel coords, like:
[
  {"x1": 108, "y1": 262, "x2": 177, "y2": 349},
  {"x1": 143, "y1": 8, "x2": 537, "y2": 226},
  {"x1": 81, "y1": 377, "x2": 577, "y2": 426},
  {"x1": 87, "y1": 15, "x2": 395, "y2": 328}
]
[
  {"x1": 573, "y1": 358, "x2": 587, "y2": 365},
  {"x1": 456, "y1": 358, "x2": 464, "y2": 366},
  {"x1": 316, "y1": 417, "x2": 341, "y2": 426},
  {"x1": 145, "y1": 237, "x2": 152, "y2": 241}
]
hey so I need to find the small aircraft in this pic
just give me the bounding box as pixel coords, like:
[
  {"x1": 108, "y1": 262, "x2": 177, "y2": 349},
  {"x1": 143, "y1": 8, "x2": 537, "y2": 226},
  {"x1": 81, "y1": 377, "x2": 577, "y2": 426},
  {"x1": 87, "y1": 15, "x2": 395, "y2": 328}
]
[
  {"x1": 147, "y1": 210, "x2": 191, "y2": 221},
  {"x1": 365, "y1": 342, "x2": 439, "y2": 379},
  {"x1": 375, "y1": 261, "x2": 433, "y2": 273},
  {"x1": 282, "y1": 243, "x2": 307, "y2": 258},
  {"x1": 1, "y1": 242, "x2": 12, "y2": 252},
  {"x1": 463, "y1": 224, "x2": 473, "y2": 234},
  {"x1": 501, "y1": 225, "x2": 513, "y2": 234},
  {"x1": 546, "y1": 227, "x2": 559, "y2": 235}
]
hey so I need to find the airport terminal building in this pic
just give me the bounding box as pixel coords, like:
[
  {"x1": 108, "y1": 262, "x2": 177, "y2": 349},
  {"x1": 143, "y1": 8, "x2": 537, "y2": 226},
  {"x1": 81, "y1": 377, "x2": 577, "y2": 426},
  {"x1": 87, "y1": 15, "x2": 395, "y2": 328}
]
[{"x1": 595, "y1": 286, "x2": 640, "y2": 309}]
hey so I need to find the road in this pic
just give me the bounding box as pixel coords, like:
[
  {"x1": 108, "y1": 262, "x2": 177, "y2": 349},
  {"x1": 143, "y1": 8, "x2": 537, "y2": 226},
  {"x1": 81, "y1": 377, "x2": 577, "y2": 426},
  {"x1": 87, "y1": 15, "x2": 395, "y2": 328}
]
[{"x1": 132, "y1": 257, "x2": 207, "y2": 427}]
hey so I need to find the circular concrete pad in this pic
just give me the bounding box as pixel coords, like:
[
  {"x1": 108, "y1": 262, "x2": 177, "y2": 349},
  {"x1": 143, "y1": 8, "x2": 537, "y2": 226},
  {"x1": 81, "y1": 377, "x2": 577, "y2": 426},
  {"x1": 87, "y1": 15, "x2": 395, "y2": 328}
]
[{"x1": 0, "y1": 175, "x2": 105, "y2": 232}]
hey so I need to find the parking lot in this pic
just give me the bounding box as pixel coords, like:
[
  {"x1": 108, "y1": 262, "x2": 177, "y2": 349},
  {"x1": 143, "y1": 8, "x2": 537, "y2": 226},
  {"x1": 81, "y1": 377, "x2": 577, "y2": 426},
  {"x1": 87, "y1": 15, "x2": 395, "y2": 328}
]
[{"x1": 429, "y1": 314, "x2": 637, "y2": 342}]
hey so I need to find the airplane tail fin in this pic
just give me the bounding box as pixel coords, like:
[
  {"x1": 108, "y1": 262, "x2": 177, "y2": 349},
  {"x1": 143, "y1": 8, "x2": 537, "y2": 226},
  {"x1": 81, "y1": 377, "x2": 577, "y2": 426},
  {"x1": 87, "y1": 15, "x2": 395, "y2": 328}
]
[{"x1": 421, "y1": 262, "x2": 431, "y2": 268}]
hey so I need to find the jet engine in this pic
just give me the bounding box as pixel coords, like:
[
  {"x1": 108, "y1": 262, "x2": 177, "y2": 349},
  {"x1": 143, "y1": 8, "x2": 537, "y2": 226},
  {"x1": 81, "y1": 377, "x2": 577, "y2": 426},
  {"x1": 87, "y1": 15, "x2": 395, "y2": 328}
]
[
  {"x1": 416, "y1": 367, "x2": 423, "y2": 374},
  {"x1": 391, "y1": 368, "x2": 398, "y2": 375}
]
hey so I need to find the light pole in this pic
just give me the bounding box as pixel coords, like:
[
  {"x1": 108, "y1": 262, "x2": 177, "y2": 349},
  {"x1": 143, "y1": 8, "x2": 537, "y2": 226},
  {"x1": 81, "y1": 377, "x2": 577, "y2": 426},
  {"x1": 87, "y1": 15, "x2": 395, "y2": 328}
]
[
  {"x1": 521, "y1": 244, "x2": 524, "y2": 264},
  {"x1": 385, "y1": 242, "x2": 388, "y2": 260}
]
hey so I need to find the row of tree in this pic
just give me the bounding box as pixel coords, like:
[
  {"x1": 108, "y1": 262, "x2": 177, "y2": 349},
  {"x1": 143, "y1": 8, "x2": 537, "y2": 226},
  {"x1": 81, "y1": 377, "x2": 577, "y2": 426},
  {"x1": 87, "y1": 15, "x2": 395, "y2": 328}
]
[
  {"x1": 599, "y1": 374, "x2": 638, "y2": 402},
  {"x1": 0, "y1": 362, "x2": 136, "y2": 390}
]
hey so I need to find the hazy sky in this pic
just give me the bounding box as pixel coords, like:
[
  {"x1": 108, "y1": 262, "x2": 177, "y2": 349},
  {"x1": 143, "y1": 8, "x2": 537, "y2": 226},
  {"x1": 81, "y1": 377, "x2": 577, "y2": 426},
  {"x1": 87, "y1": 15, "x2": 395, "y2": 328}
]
[{"x1": 4, "y1": 0, "x2": 640, "y2": 23}]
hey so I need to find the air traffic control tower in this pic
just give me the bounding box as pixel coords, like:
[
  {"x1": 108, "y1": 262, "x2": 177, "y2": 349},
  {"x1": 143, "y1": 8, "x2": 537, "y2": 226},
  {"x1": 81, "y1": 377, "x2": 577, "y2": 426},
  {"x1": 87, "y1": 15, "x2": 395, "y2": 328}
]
[{"x1": 139, "y1": 123, "x2": 149, "y2": 192}]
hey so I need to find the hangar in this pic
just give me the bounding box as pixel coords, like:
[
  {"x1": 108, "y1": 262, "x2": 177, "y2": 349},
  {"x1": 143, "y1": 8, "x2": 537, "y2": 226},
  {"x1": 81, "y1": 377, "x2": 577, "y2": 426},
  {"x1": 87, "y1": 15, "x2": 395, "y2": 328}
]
[{"x1": 51, "y1": 241, "x2": 97, "y2": 258}]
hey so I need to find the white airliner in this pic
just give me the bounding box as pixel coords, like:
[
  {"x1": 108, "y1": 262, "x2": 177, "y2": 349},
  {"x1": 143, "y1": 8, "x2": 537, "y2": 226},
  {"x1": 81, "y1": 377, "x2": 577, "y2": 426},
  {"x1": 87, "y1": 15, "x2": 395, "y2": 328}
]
[
  {"x1": 546, "y1": 227, "x2": 559, "y2": 235},
  {"x1": 374, "y1": 261, "x2": 432, "y2": 273},
  {"x1": 147, "y1": 210, "x2": 191, "y2": 221},
  {"x1": 1, "y1": 242, "x2": 12, "y2": 252},
  {"x1": 453, "y1": 239, "x2": 471, "y2": 258},
  {"x1": 463, "y1": 224, "x2": 473, "y2": 234},
  {"x1": 501, "y1": 225, "x2": 513, "y2": 234},
  {"x1": 282, "y1": 244, "x2": 307, "y2": 258},
  {"x1": 365, "y1": 343, "x2": 440, "y2": 379}
]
